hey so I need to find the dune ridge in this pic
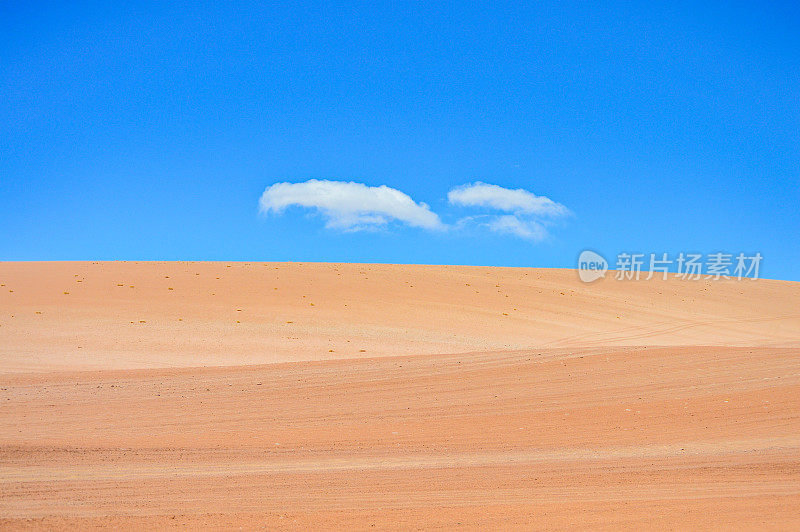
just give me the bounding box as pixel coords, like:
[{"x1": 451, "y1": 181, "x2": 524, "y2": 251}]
[{"x1": 1, "y1": 261, "x2": 798, "y2": 372}]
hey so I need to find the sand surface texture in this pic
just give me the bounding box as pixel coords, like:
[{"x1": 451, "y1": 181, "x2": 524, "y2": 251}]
[{"x1": 1, "y1": 262, "x2": 799, "y2": 529}]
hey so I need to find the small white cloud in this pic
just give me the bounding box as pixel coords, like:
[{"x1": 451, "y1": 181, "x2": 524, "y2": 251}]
[
  {"x1": 486, "y1": 215, "x2": 547, "y2": 241},
  {"x1": 448, "y1": 182, "x2": 570, "y2": 241},
  {"x1": 447, "y1": 182, "x2": 569, "y2": 217},
  {"x1": 259, "y1": 180, "x2": 443, "y2": 231}
]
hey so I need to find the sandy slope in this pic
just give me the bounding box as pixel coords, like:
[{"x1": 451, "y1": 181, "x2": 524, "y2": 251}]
[
  {"x1": 0, "y1": 261, "x2": 798, "y2": 371},
  {"x1": 1, "y1": 262, "x2": 799, "y2": 529}
]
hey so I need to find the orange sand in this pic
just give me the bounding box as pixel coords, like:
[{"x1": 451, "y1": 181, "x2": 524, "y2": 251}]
[{"x1": 1, "y1": 262, "x2": 798, "y2": 529}]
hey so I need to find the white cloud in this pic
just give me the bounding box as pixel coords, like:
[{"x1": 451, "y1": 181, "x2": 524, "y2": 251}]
[
  {"x1": 486, "y1": 215, "x2": 547, "y2": 241},
  {"x1": 259, "y1": 180, "x2": 443, "y2": 231},
  {"x1": 447, "y1": 182, "x2": 569, "y2": 217},
  {"x1": 448, "y1": 182, "x2": 570, "y2": 241}
]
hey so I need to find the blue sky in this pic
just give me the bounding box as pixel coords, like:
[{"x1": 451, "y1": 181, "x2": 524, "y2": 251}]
[{"x1": 2, "y1": 1, "x2": 798, "y2": 280}]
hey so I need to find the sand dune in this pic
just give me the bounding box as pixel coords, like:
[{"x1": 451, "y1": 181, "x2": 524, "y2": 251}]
[
  {"x1": 1, "y1": 261, "x2": 798, "y2": 372},
  {"x1": 1, "y1": 262, "x2": 799, "y2": 529}
]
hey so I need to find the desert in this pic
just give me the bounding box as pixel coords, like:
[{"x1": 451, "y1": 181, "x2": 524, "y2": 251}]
[
  {"x1": 1, "y1": 261, "x2": 798, "y2": 529},
  {"x1": 5, "y1": 1, "x2": 799, "y2": 529}
]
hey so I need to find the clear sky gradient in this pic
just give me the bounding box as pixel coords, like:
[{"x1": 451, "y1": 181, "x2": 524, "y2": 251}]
[{"x1": 2, "y1": 2, "x2": 798, "y2": 279}]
